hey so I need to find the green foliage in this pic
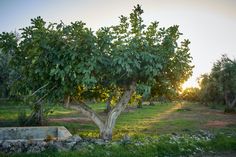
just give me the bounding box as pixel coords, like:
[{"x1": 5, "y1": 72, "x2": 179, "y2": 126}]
[
  {"x1": 0, "y1": 5, "x2": 193, "y2": 103},
  {"x1": 0, "y1": 49, "x2": 19, "y2": 98},
  {"x1": 198, "y1": 74, "x2": 223, "y2": 103},
  {"x1": 208, "y1": 133, "x2": 236, "y2": 151},
  {"x1": 198, "y1": 55, "x2": 236, "y2": 110}
]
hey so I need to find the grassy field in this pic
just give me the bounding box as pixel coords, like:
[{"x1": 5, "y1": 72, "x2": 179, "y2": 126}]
[
  {"x1": 1, "y1": 101, "x2": 235, "y2": 138},
  {"x1": 0, "y1": 100, "x2": 236, "y2": 156}
]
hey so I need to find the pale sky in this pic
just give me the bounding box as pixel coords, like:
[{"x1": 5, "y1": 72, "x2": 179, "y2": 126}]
[{"x1": 1, "y1": 0, "x2": 236, "y2": 88}]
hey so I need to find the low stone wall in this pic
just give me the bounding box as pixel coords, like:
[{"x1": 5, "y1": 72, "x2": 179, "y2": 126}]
[
  {"x1": 0, "y1": 126, "x2": 72, "y2": 141},
  {"x1": 0, "y1": 126, "x2": 78, "y2": 154},
  {"x1": 0, "y1": 135, "x2": 82, "y2": 153}
]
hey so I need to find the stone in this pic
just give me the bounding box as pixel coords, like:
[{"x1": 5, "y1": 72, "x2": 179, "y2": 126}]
[
  {"x1": 0, "y1": 126, "x2": 72, "y2": 141},
  {"x1": 94, "y1": 139, "x2": 106, "y2": 145},
  {"x1": 73, "y1": 141, "x2": 90, "y2": 150},
  {"x1": 134, "y1": 141, "x2": 143, "y2": 146},
  {"x1": 0, "y1": 135, "x2": 105, "y2": 154},
  {"x1": 51, "y1": 141, "x2": 67, "y2": 152},
  {"x1": 65, "y1": 141, "x2": 76, "y2": 149},
  {"x1": 2, "y1": 141, "x2": 11, "y2": 149},
  {"x1": 65, "y1": 135, "x2": 82, "y2": 143}
]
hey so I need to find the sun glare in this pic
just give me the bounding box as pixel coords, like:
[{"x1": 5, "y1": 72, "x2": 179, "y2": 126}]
[{"x1": 182, "y1": 80, "x2": 199, "y2": 90}]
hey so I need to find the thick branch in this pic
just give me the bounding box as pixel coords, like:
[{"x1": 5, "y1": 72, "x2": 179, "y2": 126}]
[
  {"x1": 68, "y1": 98, "x2": 105, "y2": 130},
  {"x1": 105, "y1": 81, "x2": 136, "y2": 129}
]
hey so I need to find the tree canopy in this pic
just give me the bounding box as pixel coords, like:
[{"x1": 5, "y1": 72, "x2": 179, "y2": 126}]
[
  {"x1": 0, "y1": 5, "x2": 193, "y2": 139},
  {"x1": 198, "y1": 55, "x2": 236, "y2": 111}
]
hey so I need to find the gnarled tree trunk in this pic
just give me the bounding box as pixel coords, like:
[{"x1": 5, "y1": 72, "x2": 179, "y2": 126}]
[
  {"x1": 68, "y1": 81, "x2": 136, "y2": 140},
  {"x1": 100, "y1": 82, "x2": 136, "y2": 139}
]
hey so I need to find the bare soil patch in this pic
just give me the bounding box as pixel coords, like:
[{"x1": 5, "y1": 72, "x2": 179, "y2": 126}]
[{"x1": 206, "y1": 120, "x2": 234, "y2": 128}]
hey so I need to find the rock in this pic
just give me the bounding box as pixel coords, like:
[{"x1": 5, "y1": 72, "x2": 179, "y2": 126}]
[
  {"x1": 0, "y1": 135, "x2": 83, "y2": 154},
  {"x1": 51, "y1": 141, "x2": 67, "y2": 152},
  {"x1": 66, "y1": 135, "x2": 82, "y2": 143},
  {"x1": 1, "y1": 141, "x2": 12, "y2": 152},
  {"x1": 94, "y1": 139, "x2": 106, "y2": 145},
  {"x1": 25, "y1": 141, "x2": 45, "y2": 153},
  {"x1": 27, "y1": 145, "x2": 41, "y2": 153},
  {"x1": 12, "y1": 141, "x2": 22, "y2": 153},
  {"x1": 65, "y1": 141, "x2": 76, "y2": 150},
  {"x1": 134, "y1": 141, "x2": 143, "y2": 146},
  {"x1": 73, "y1": 141, "x2": 90, "y2": 150}
]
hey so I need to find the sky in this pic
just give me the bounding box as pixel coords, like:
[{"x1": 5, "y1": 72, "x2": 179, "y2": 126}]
[{"x1": 0, "y1": 0, "x2": 236, "y2": 88}]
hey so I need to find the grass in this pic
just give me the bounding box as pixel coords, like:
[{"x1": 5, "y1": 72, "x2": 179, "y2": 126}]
[
  {"x1": 1, "y1": 100, "x2": 236, "y2": 156},
  {"x1": 1, "y1": 100, "x2": 236, "y2": 137}
]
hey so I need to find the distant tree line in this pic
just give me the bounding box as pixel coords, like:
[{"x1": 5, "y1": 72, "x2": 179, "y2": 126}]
[{"x1": 181, "y1": 55, "x2": 236, "y2": 112}]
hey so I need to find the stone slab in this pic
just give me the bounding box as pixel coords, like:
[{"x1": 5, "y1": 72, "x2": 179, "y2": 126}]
[{"x1": 0, "y1": 126, "x2": 72, "y2": 141}]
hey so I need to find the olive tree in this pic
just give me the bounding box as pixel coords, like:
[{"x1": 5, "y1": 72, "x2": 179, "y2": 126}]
[
  {"x1": 0, "y1": 5, "x2": 193, "y2": 139},
  {"x1": 198, "y1": 55, "x2": 236, "y2": 112},
  {"x1": 211, "y1": 55, "x2": 236, "y2": 111}
]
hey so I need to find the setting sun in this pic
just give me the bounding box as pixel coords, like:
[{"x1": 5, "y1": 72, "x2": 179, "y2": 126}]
[{"x1": 182, "y1": 79, "x2": 199, "y2": 90}]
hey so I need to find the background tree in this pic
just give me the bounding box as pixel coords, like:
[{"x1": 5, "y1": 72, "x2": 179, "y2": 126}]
[
  {"x1": 198, "y1": 55, "x2": 236, "y2": 112},
  {"x1": 0, "y1": 50, "x2": 11, "y2": 98},
  {"x1": 150, "y1": 39, "x2": 193, "y2": 101},
  {"x1": 0, "y1": 5, "x2": 193, "y2": 140},
  {"x1": 0, "y1": 34, "x2": 19, "y2": 99}
]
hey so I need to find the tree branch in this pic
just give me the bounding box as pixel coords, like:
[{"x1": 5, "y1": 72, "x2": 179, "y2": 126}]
[
  {"x1": 106, "y1": 81, "x2": 136, "y2": 129},
  {"x1": 34, "y1": 84, "x2": 57, "y2": 104},
  {"x1": 68, "y1": 98, "x2": 105, "y2": 130},
  {"x1": 31, "y1": 83, "x2": 49, "y2": 96}
]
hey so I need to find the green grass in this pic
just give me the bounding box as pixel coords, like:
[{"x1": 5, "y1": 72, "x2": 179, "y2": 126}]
[
  {"x1": 1, "y1": 100, "x2": 236, "y2": 156},
  {"x1": 1, "y1": 101, "x2": 236, "y2": 138}
]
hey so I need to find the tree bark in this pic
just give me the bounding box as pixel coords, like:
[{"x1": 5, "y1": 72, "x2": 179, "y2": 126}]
[
  {"x1": 68, "y1": 99, "x2": 105, "y2": 131},
  {"x1": 67, "y1": 81, "x2": 136, "y2": 140},
  {"x1": 64, "y1": 95, "x2": 70, "y2": 108},
  {"x1": 101, "y1": 81, "x2": 136, "y2": 140}
]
